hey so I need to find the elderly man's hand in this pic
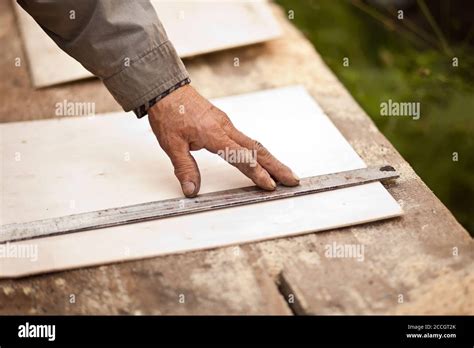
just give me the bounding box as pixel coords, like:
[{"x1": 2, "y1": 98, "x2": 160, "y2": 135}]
[{"x1": 148, "y1": 85, "x2": 299, "y2": 197}]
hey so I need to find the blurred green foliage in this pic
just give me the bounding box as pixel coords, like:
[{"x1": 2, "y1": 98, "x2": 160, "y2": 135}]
[{"x1": 276, "y1": 0, "x2": 473, "y2": 233}]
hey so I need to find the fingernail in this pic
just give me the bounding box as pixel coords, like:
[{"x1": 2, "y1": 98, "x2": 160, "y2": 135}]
[
  {"x1": 292, "y1": 171, "x2": 300, "y2": 181},
  {"x1": 182, "y1": 182, "x2": 196, "y2": 196},
  {"x1": 270, "y1": 178, "x2": 277, "y2": 189}
]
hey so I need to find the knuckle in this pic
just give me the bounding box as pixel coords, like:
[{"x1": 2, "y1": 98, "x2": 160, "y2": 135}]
[
  {"x1": 252, "y1": 140, "x2": 264, "y2": 151},
  {"x1": 219, "y1": 113, "x2": 234, "y2": 131},
  {"x1": 253, "y1": 140, "x2": 271, "y2": 158},
  {"x1": 174, "y1": 161, "x2": 197, "y2": 178},
  {"x1": 246, "y1": 163, "x2": 263, "y2": 179},
  {"x1": 158, "y1": 135, "x2": 180, "y2": 154}
]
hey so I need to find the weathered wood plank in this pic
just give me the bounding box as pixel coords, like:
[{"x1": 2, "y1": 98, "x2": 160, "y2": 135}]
[
  {"x1": 0, "y1": 0, "x2": 471, "y2": 314},
  {"x1": 0, "y1": 246, "x2": 291, "y2": 314}
]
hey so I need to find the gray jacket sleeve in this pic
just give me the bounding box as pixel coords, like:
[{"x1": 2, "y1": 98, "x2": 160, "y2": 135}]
[{"x1": 17, "y1": 0, "x2": 190, "y2": 117}]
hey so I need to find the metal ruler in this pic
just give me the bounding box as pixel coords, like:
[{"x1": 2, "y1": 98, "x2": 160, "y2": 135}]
[{"x1": 0, "y1": 165, "x2": 399, "y2": 244}]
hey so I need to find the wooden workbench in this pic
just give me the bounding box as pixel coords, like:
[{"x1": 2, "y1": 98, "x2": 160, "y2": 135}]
[{"x1": 0, "y1": 0, "x2": 472, "y2": 314}]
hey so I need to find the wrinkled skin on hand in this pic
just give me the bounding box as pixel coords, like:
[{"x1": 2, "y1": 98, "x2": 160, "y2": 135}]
[{"x1": 148, "y1": 85, "x2": 299, "y2": 197}]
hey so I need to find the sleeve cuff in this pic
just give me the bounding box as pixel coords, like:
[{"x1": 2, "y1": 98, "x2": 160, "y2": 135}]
[
  {"x1": 132, "y1": 77, "x2": 191, "y2": 118},
  {"x1": 102, "y1": 40, "x2": 189, "y2": 112}
]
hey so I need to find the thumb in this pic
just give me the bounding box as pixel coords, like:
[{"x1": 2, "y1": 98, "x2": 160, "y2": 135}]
[{"x1": 166, "y1": 145, "x2": 201, "y2": 198}]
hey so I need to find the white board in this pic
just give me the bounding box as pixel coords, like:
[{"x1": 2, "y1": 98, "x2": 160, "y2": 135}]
[
  {"x1": 0, "y1": 86, "x2": 402, "y2": 278},
  {"x1": 14, "y1": 0, "x2": 281, "y2": 87}
]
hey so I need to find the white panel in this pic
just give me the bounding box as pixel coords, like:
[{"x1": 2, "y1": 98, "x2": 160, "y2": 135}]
[
  {"x1": 0, "y1": 86, "x2": 402, "y2": 277},
  {"x1": 13, "y1": 0, "x2": 281, "y2": 87}
]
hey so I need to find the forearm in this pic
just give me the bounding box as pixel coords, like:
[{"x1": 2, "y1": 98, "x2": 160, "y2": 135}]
[{"x1": 17, "y1": 0, "x2": 189, "y2": 116}]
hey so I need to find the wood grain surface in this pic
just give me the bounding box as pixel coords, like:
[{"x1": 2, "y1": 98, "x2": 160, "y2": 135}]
[{"x1": 0, "y1": 0, "x2": 472, "y2": 314}]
